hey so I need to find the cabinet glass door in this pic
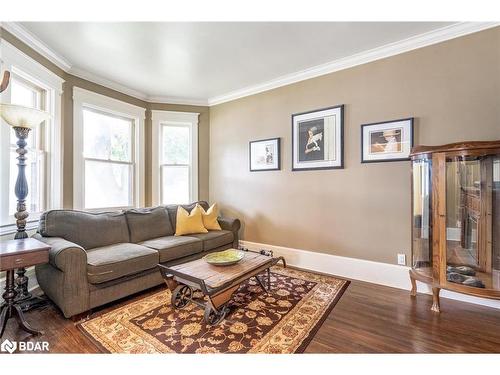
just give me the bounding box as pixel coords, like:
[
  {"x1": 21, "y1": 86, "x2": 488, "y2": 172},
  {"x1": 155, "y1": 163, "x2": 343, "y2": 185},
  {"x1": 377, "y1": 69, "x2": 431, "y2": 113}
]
[
  {"x1": 412, "y1": 158, "x2": 432, "y2": 276},
  {"x1": 445, "y1": 154, "x2": 500, "y2": 290}
]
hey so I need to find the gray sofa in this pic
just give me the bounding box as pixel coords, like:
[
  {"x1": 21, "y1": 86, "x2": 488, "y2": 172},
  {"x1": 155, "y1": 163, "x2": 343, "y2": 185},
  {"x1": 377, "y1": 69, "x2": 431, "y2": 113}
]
[{"x1": 33, "y1": 201, "x2": 240, "y2": 318}]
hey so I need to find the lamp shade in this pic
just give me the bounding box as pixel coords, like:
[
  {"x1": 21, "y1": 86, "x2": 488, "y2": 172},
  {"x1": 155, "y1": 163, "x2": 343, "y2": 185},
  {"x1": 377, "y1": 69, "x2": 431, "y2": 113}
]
[{"x1": 0, "y1": 103, "x2": 51, "y2": 129}]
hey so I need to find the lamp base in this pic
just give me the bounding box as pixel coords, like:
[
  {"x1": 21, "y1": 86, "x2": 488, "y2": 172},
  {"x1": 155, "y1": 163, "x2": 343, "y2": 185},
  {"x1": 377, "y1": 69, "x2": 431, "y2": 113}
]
[
  {"x1": 13, "y1": 126, "x2": 31, "y2": 241},
  {"x1": 14, "y1": 231, "x2": 28, "y2": 240},
  {"x1": 18, "y1": 295, "x2": 50, "y2": 312},
  {"x1": 15, "y1": 267, "x2": 31, "y2": 301},
  {"x1": 0, "y1": 270, "x2": 42, "y2": 338}
]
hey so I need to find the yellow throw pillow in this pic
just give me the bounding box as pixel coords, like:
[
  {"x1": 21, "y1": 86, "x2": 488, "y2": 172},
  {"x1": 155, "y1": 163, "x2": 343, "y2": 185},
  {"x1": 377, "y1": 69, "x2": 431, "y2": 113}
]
[
  {"x1": 198, "y1": 203, "x2": 222, "y2": 231},
  {"x1": 175, "y1": 205, "x2": 208, "y2": 236}
]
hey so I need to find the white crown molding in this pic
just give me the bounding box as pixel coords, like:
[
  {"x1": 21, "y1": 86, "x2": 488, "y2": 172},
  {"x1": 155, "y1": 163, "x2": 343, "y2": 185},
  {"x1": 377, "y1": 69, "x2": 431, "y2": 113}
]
[
  {"x1": 1, "y1": 39, "x2": 65, "y2": 91},
  {"x1": 69, "y1": 66, "x2": 150, "y2": 102},
  {"x1": 1, "y1": 21, "x2": 72, "y2": 71},
  {"x1": 208, "y1": 22, "x2": 500, "y2": 106},
  {"x1": 1, "y1": 22, "x2": 207, "y2": 106},
  {"x1": 70, "y1": 68, "x2": 210, "y2": 106},
  {"x1": 147, "y1": 96, "x2": 209, "y2": 107},
  {"x1": 3, "y1": 21, "x2": 499, "y2": 107}
]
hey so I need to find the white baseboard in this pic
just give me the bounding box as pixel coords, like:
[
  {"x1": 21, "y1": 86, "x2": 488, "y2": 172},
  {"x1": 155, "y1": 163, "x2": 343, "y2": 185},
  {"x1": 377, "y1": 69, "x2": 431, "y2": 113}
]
[{"x1": 240, "y1": 240, "x2": 500, "y2": 310}]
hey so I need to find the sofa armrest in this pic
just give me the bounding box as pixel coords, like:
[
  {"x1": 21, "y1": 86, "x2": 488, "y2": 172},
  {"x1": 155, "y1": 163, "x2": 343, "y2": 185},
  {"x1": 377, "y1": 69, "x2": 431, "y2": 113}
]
[
  {"x1": 218, "y1": 217, "x2": 241, "y2": 233},
  {"x1": 32, "y1": 234, "x2": 87, "y2": 272},
  {"x1": 33, "y1": 233, "x2": 90, "y2": 318},
  {"x1": 218, "y1": 217, "x2": 241, "y2": 248}
]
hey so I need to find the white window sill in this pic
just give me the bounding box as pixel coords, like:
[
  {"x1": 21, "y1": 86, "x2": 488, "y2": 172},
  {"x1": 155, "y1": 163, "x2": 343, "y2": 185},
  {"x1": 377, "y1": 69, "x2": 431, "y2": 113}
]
[
  {"x1": 80, "y1": 206, "x2": 134, "y2": 213},
  {"x1": 0, "y1": 220, "x2": 39, "y2": 236}
]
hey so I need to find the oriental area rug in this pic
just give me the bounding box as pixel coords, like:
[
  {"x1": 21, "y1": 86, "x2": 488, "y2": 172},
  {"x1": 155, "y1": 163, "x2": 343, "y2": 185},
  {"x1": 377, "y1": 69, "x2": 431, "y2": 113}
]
[{"x1": 78, "y1": 267, "x2": 349, "y2": 353}]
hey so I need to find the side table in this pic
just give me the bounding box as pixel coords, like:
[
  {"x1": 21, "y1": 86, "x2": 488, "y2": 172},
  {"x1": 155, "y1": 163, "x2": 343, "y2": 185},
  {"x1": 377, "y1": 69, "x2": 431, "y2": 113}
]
[{"x1": 0, "y1": 238, "x2": 50, "y2": 338}]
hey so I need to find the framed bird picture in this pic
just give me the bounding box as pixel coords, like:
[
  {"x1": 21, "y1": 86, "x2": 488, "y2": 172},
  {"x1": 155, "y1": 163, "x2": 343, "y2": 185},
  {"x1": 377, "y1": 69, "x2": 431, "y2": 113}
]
[{"x1": 291, "y1": 105, "x2": 344, "y2": 171}]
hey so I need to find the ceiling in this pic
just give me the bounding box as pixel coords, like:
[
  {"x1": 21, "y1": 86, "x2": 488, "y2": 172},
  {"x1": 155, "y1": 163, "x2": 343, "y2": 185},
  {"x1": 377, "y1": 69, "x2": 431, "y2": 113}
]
[{"x1": 14, "y1": 22, "x2": 468, "y2": 104}]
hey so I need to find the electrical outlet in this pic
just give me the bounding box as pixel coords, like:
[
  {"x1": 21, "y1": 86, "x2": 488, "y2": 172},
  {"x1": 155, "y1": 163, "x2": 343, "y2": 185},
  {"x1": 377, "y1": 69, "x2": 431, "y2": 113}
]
[{"x1": 397, "y1": 253, "x2": 406, "y2": 266}]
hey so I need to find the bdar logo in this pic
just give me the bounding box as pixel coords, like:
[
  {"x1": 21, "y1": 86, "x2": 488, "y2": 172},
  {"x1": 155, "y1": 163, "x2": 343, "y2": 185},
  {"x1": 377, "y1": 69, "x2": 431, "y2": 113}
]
[{"x1": 1, "y1": 339, "x2": 17, "y2": 354}]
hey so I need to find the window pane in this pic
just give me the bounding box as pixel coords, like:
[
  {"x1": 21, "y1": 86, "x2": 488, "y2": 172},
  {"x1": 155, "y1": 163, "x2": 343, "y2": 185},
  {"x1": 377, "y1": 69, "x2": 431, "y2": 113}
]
[
  {"x1": 85, "y1": 160, "x2": 132, "y2": 209},
  {"x1": 11, "y1": 80, "x2": 36, "y2": 108},
  {"x1": 10, "y1": 79, "x2": 40, "y2": 148},
  {"x1": 161, "y1": 166, "x2": 189, "y2": 204},
  {"x1": 162, "y1": 125, "x2": 189, "y2": 164},
  {"x1": 9, "y1": 149, "x2": 43, "y2": 215},
  {"x1": 3, "y1": 76, "x2": 46, "y2": 225},
  {"x1": 83, "y1": 109, "x2": 132, "y2": 162}
]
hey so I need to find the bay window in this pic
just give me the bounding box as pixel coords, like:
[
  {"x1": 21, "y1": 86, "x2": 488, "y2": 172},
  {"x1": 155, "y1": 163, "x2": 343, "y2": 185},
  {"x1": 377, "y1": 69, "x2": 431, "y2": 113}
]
[
  {"x1": 83, "y1": 108, "x2": 134, "y2": 209},
  {"x1": 152, "y1": 111, "x2": 199, "y2": 205},
  {"x1": 73, "y1": 87, "x2": 145, "y2": 210},
  {"x1": 0, "y1": 40, "x2": 63, "y2": 235}
]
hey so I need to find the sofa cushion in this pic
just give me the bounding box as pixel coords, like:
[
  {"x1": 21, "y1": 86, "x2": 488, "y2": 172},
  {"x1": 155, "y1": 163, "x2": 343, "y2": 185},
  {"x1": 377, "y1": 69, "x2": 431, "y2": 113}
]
[
  {"x1": 188, "y1": 230, "x2": 234, "y2": 251},
  {"x1": 38, "y1": 210, "x2": 130, "y2": 250},
  {"x1": 165, "y1": 201, "x2": 210, "y2": 232},
  {"x1": 140, "y1": 236, "x2": 203, "y2": 263},
  {"x1": 86, "y1": 243, "x2": 159, "y2": 284},
  {"x1": 125, "y1": 207, "x2": 174, "y2": 243}
]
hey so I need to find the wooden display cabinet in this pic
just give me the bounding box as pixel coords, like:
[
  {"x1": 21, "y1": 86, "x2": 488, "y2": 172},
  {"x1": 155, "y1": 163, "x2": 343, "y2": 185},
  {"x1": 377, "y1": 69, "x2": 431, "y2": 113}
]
[{"x1": 409, "y1": 141, "x2": 500, "y2": 312}]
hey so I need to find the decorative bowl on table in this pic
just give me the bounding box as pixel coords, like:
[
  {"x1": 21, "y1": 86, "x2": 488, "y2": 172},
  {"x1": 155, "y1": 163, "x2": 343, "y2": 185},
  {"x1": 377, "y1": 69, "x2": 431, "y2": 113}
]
[{"x1": 203, "y1": 249, "x2": 245, "y2": 266}]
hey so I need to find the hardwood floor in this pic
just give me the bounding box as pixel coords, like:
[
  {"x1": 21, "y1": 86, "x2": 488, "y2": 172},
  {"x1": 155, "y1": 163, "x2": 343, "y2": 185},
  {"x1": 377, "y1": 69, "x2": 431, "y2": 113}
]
[{"x1": 3, "y1": 279, "x2": 500, "y2": 353}]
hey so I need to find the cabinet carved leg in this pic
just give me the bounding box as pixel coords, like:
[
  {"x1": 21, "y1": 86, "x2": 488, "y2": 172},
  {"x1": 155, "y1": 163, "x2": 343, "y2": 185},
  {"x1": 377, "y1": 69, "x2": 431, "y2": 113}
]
[
  {"x1": 431, "y1": 287, "x2": 441, "y2": 313},
  {"x1": 410, "y1": 274, "x2": 417, "y2": 297}
]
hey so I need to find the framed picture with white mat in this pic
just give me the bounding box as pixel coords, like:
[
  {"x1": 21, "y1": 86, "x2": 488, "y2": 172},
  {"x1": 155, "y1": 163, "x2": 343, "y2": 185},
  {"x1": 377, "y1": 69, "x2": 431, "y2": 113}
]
[
  {"x1": 361, "y1": 117, "x2": 414, "y2": 163},
  {"x1": 292, "y1": 105, "x2": 344, "y2": 171}
]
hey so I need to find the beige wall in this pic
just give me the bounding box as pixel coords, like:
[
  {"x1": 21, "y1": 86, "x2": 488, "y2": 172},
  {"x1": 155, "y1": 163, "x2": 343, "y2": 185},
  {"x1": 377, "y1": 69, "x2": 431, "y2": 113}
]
[
  {"x1": 209, "y1": 27, "x2": 500, "y2": 265},
  {"x1": 0, "y1": 28, "x2": 210, "y2": 215}
]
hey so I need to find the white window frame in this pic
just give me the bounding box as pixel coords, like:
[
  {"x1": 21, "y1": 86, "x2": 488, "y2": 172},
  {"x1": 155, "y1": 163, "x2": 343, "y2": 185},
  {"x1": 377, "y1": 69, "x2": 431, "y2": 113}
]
[
  {"x1": 73, "y1": 87, "x2": 146, "y2": 210},
  {"x1": 151, "y1": 110, "x2": 199, "y2": 205},
  {"x1": 0, "y1": 40, "x2": 64, "y2": 235}
]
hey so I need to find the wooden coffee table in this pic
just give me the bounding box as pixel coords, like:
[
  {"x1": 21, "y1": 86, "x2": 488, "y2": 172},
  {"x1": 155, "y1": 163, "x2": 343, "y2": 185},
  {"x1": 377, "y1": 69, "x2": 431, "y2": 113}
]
[{"x1": 158, "y1": 249, "x2": 286, "y2": 325}]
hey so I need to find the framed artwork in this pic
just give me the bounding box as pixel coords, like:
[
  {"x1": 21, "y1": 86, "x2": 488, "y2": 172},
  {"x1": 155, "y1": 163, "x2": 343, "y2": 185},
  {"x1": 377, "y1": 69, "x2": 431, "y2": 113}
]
[
  {"x1": 291, "y1": 105, "x2": 344, "y2": 171},
  {"x1": 361, "y1": 118, "x2": 414, "y2": 163},
  {"x1": 249, "y1": 137, "x2": 281, "y2": 171}
]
